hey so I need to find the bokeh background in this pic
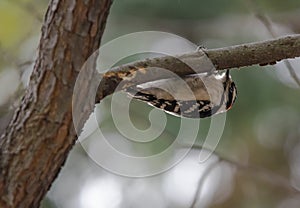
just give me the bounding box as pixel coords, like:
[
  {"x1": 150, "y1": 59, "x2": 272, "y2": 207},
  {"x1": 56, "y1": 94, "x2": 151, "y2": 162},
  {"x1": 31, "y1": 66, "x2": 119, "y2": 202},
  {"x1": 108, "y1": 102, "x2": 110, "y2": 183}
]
[{"x1": 1, "y1": 0, "x2": 300, "y2": 207}]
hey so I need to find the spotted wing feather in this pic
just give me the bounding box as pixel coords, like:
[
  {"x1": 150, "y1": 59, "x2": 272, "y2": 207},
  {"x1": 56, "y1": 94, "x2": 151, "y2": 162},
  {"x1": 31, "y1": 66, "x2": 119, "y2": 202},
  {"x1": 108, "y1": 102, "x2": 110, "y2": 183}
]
[{"x1": 128, "y1": 90, "x2": 216, "y2": 118}]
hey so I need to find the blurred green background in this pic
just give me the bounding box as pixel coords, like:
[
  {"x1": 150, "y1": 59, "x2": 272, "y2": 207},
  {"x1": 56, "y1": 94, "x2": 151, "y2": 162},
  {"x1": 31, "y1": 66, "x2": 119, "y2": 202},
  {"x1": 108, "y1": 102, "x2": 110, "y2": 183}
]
[{"x1": 1, "y1": 0, "x2": 300, "y2": 207}]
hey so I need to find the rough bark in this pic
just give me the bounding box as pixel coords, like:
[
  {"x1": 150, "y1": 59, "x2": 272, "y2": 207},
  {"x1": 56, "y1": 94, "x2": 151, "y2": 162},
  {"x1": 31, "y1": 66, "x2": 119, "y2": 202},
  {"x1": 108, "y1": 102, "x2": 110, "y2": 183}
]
[
  {"x1": 0, "y1": 0, "x2": 299, "y2": 207},
  {"x1": 0, "y1": 0, "x2": 112, "y2": 207}
]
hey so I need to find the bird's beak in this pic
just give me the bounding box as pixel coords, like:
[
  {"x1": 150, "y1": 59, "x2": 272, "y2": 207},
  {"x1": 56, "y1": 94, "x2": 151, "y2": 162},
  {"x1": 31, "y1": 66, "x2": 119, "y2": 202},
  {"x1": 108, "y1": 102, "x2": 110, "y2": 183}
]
[{"x1": 226, "y1": 70, "x2": 230, "y2": 80}]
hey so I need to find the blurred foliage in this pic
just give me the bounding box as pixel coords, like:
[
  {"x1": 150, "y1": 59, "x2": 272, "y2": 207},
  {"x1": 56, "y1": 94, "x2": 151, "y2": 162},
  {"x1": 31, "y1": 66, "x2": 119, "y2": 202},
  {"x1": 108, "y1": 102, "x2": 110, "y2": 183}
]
[
  {"x1": 0, "y1": 0, "x2": 45, "y2": 49},
  {"x1": 111, "y1": 0, "x2": 300, "y2": 19},
  {"x1": 1, "y1": 0, "x2": 300, "y2": 208}
]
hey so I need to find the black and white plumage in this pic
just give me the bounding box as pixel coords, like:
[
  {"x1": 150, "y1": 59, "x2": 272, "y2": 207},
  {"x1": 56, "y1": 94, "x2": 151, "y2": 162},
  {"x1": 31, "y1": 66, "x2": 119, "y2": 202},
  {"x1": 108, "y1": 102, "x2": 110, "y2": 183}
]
[{"x1": 125, "y1": 70, "x2": 237, "y2": 118}]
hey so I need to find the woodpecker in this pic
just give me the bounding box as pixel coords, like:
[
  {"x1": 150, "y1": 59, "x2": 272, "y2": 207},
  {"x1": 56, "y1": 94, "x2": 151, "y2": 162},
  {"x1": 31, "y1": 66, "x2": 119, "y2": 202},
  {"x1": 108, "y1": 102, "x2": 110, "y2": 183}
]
[{"x1": 125, "y1": 70, "x2": 237, "y2": 118}]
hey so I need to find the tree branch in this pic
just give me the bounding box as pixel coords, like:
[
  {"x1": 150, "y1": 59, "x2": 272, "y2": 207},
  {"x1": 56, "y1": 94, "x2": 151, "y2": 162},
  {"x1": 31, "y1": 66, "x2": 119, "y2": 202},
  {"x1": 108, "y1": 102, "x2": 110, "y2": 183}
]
[
  {"x1": 0, "y1": 0, "x2": 112, "y2": 207},
  {"x1": 97, "y1": 34, "x2": 300, "y2": 101},
  {"x1": 205, "y1": 35, "x2": 300, "y2": 69},
  {"x1": 246, "y1": 0, "x2": 300, "y2": 87},
  {"x1": 1, "y1": 1, "x2": 299, "y2": 206}
]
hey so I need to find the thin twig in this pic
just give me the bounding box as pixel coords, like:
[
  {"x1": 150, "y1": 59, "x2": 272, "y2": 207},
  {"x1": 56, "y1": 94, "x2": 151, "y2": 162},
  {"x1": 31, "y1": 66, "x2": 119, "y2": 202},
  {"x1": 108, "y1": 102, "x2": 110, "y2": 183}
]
[
  {"x1": 283, "y1": 60, "x2": 300, "y2": 86},
  {"x1": 190, "y1": 159, "x2": 220, "y2": 208},
  {"x1": 185, "y1": 144, "x2": 300, "y2": 194},
  {"x1": 246, "y1": 0, "x2": 300, "y2": 87}
]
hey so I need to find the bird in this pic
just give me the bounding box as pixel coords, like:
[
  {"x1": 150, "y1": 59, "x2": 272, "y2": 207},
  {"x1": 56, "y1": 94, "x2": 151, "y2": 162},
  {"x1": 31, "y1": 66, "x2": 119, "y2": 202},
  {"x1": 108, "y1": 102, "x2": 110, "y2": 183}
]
[{"x1": 125, "y1": 70, "x2": 237, "y2": 118}]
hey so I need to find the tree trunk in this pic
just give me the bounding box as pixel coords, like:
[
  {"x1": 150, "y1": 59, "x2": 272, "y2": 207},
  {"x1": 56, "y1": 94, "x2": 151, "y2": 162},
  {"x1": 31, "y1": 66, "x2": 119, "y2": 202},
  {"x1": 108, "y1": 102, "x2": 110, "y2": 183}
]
[{"x1": 0, "y1": 0, "x2": 112, "y2": 207}]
